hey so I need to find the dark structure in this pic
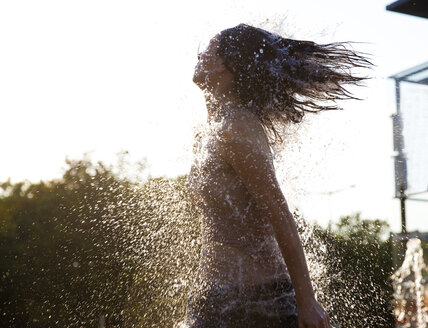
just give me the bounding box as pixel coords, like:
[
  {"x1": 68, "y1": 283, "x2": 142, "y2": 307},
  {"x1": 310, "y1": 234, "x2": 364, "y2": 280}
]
[
  {"x1": 386, "y1": 0, "x2": 428, "y2": 19},
  {"x1": 389, "y1": 61, "x2": 428, "y2": 234},
  {"x1": 391, "y1": 61, "x2": 428, "y2": 85}
]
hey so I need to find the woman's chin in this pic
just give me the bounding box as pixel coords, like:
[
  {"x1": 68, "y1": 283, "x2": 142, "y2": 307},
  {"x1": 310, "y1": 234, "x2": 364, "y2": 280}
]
[
  {"x1": 193, "y1": 76, "x2": 209, "y2": 91},
  {"x1": 193, "y1": 69, "x2": 204, "y2": 83},
  {"x1": 193, "y1": 80, "x2": 206, "y2": 91}
]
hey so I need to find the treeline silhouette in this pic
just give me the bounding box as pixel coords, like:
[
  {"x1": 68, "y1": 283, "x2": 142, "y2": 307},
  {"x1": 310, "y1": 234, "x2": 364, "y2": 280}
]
[{"x1": 0, "y1": 156, "x2": 396, "y2": 327}]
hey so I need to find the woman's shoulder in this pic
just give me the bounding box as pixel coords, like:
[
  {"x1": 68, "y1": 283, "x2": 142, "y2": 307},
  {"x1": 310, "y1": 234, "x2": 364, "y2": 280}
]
[
  {"x1": 215, "y1": 108, "x2": 275, "y2": 166},
  {"x1": 217, "y1": 109, "x2": 266, "y2": 143}
]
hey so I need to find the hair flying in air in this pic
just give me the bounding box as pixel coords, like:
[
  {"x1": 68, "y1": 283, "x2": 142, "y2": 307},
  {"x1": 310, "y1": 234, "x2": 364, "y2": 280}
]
[{"x1": 216, "y1": 24, "x2": 373, "y2": 142}]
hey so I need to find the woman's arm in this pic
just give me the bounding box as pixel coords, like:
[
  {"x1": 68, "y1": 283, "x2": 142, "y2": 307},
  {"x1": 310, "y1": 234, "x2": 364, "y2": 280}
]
[{"x1": 218, "y1": 113, "x2": 329, "y2": 328}]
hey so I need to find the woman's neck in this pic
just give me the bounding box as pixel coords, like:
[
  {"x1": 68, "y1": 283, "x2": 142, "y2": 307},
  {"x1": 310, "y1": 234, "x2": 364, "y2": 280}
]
[{"x1": 205, "y1": 91, "x2": 244, "y2": 122}]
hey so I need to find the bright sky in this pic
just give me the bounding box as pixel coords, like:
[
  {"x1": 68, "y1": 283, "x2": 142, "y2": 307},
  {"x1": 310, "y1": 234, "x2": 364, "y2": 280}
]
[{"x1": 1, "y1": 0, "x2": 427, "y2": 232}]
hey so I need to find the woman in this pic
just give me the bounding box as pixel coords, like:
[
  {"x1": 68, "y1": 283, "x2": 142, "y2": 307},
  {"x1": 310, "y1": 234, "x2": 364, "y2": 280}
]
[{"x1": 185, "y1": 24, "x2": 371, "y2": 328}]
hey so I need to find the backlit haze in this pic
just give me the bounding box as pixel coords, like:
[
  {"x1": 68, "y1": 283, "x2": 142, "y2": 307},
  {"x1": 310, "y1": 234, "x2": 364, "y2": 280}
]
[{"x1": 1, "y1": 0, "x2": 427, "y2": 232}]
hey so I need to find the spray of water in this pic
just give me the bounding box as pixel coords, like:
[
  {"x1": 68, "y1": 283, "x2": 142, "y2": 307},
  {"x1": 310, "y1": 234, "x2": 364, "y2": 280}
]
[
  {"x1": 22, "y1": 153, "x2": 393, "y2": 328},
  {"x1": 392, "y1": 238, "x2": 428, "y2": 328}
]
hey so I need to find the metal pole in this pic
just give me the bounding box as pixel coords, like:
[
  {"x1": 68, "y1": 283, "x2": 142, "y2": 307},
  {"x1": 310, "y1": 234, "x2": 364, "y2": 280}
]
[
  {"x1": 393, "y1": 79, "x2": 407, "y2": 235},
  {"x1": 400, "y1": 188, "x2": 407, "y2": 235}
]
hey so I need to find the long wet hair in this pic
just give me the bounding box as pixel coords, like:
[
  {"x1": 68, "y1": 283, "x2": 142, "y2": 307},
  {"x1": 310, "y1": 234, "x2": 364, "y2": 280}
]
[{"x1": 216, "y1": 24, "x2": 372, "y2": 143}]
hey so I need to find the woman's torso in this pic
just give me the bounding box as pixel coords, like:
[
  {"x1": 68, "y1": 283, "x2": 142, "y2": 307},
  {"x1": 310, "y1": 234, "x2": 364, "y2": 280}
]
[{"x1": 187, "y1": 119, "x2": 290, "y2": 286}]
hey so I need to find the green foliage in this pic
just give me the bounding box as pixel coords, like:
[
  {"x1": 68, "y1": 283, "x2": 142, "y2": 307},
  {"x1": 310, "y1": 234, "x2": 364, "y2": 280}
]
[
  {"x1": 332, "y1": 213, "x2": 390, "y2": 243},
  {"x1": 323, "y1": 213, "x2": 395, "y2": 328},
  {"x1": 0, "y1": 156, "x2": 201, "y2": 328},
  {"x1": 0, "y1": 158, "x2": 397, "y2": 328},
  {"x1": 0, "y1": 157, "x2": 142, "y2": 327}
]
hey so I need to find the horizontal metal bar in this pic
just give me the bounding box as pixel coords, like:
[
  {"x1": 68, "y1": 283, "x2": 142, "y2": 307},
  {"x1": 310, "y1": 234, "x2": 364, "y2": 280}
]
[
  {"x1": 407, "y1": 190, "x2": 428, "y2": 196},
  {"x1": 407, "y1": 197, "x2": 428, "y2": 202}
]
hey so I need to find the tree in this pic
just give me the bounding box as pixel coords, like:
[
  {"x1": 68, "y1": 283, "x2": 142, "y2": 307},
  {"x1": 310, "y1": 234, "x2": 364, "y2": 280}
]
[
  {"x1": 0, "y1": 157, "x2": 142, "y2": 327},
  {"x1": 323, "y1": 213, "x2": 395, "y2": 328},
  {"x1": 0, "y1": 157, "x2": 397, "y2": 328}
]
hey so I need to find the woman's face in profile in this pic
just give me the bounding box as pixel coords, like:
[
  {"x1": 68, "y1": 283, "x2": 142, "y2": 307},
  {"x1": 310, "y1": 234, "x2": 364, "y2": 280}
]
[{"x1": 193, "y1": 36, "x2": 226, "y2": 90}]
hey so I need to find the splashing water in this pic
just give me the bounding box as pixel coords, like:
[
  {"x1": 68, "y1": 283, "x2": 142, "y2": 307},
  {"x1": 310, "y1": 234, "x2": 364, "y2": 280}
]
[
  {"x1": 392, "y1": 238, "x2": 428, "y2": 328},
  {"x1": 128, "y1": 179, "x2": 392, "y2": 328},
  {"x1": 63, "y1": 119, "x2": 389, "y2": 327},
  {"x1": 119, "y1": 121, "x2": 392, "y2": 327},
  {"x1": 12, "y1": 113, "x2": 389, "y2": 328},
  {"x1": 31, "y1": 149, "x2": 395, "y2": 327}
]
